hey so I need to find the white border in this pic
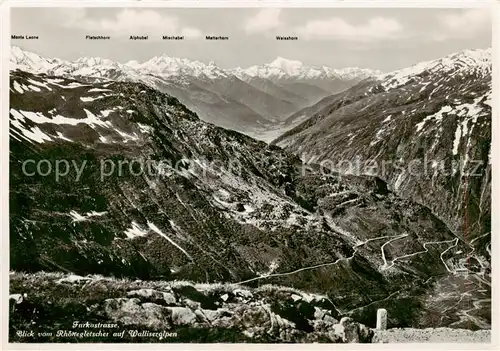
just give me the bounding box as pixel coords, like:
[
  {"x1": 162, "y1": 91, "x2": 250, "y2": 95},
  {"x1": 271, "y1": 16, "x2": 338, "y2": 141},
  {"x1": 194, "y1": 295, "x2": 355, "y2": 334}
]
[
  {"x1": 1, "y1": 0, "x2": 497, "y2": 7},
  {"x1": 1, "y1": 1, "x2": 498, "y2": 351}
]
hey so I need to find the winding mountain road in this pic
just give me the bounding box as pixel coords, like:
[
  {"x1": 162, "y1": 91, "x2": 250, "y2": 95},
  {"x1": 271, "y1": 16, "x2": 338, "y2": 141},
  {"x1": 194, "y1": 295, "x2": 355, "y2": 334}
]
[
  {"x1": 236, "y1": 233, "x2": 414, "y2": 285},
  {"x1": 236, "y1": 231, "x2": 465, "y2": 286}
]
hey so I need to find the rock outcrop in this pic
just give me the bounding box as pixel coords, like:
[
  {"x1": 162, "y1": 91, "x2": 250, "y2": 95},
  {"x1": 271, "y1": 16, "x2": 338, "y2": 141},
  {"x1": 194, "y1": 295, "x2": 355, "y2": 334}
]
[{"x1": 9, "y1": 272, "x2": 374, "y2": 343}]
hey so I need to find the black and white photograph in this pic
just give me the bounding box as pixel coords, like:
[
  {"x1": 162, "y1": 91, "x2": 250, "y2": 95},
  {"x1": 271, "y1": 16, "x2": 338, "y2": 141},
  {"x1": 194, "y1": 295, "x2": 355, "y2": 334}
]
[{"x1": 5, "y1": 2, "x2": 495, "y2": 345}]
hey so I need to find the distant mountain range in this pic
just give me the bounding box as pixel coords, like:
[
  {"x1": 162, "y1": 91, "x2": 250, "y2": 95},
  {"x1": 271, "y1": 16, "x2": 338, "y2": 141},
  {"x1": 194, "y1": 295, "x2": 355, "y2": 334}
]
[{"x1": 10, "y1": 46, "x2": 380, "y2": 139}]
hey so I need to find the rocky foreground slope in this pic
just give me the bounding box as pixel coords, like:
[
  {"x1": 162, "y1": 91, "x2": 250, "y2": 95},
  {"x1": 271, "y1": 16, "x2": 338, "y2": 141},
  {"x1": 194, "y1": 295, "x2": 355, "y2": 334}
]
[
  {"x1": 9, "y1": 68, "x2": 490, "y2": 338},
  {"x1": 9, "y1": 272, "x2": 490, "y2": 343},
  {"x1": 9, "y1": 272, "x2": 372, "y2": 343}
]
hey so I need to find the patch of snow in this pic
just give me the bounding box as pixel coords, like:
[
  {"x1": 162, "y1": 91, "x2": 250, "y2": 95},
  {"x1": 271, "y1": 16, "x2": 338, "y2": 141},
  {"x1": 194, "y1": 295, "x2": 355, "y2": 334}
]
[
  {"x1": 69, "y1": 210, "x2": 107, "y2": 222},
  {"x1": 87, "y1": 211, "x2": 107, "y2": 217},
  {"x1": 12, "y1": 108, "x2": 112, "y2": 130},
  {"x1": 416, "y1": 105, "x2": 453, "y2": 133},
  {"x1": 452, "y1": 124, "x2": 462, "y2": 155},
  {"x1": 382, "y1": 115, "x2": 392, "y2": 123},
  {"x1": 46, "y1": 78, "x2": 65, "y2": 84},
  {"x1": 370, "y1": 128, "x2": 386, "y2": 146},
  {"x1": 137, "y1": 123, "x2": 154, "y2": 134},
  {"x1": 116, "y1": 129, "x2": 139, "y2": 143},
  {"x1": 100, "y1": 110, "x2": 113, "y2": 117},
  {"x1": 124, "y1": 221, "x2": 149, "y2": 239},
  {"x1": 51, "y1": 81, "x2": 88, "y2": 89},
  {"x1": 88, "y1": 88, "x2": 112, "y2": 92},
  {"x1": 80, "y1": 96, "x2": 104, "y2": 102},
  {"x1": 9, "y1": 112, "x2": 53, "y2": 144},
  {"x1": 28, "y1": 84, "x2": 41, "y2": 92},
  {"x1": 394, "y1": 172, "x2": 405, "y2": 191},
  {"x1": 55, "y1": 131, "x2": 73, "y2": 142},
  {"x1": 28, "y1": 79, "x2": 52, "y2": 90},
  {"x1": 13, "y1": 81, "x2": 24, "y2": 94}
]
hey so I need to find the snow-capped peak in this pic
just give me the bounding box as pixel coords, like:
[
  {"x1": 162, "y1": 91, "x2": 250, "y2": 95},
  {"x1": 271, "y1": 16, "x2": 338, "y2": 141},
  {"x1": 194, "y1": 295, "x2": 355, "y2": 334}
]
[
  {"x1": 235, "y1": 57, "x2": 381, "y2": 81},
  {"x1": 9, "y1": 47, "x2": 379, "y2": 85},
  {"x1": 124, "y1": 54, "x2": 229, "y2": 80},
  {"x1": 10, "y1": 46, "x2": 62, "y2": 73},
  {"x1": 378, "y1": 48, "x2": 491, "y2": 90},
  {"x1": 75, "y1": 57, "x2": 119, "y2": 67}
]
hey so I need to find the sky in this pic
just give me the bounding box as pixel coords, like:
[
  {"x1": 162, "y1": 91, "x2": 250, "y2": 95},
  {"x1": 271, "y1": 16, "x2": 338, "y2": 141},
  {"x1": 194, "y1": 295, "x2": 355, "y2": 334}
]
[{"x1": 11, "y1": 7, "x2": 492, "y2": 72}]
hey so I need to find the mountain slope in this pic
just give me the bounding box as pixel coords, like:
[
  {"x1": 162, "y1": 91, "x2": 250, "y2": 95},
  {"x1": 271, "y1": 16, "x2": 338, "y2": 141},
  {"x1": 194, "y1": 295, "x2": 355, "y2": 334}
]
[
  {"x1": 10, "y1": 69, "x2": 489, "y2": 329},
  {"x1": 274, "y1": 48, "x2": 491, "y2": 249},
  {"x1": 189, "y1": 75, "x2": 300, "y2": 122},
  {"x1": 10, "y1": 46, "x2": 62, "y2": 73},
  {"x1": 235, "y1": 75, "x2": 309, "y2": 106}
]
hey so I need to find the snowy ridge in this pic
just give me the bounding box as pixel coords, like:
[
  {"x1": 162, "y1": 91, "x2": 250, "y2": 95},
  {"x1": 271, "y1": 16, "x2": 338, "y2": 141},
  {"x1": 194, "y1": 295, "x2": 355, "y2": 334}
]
[
  {"x1": 10, "y1": 46, "x2": 62, "y2": 73},
  {"x1": 231, "y1": 56, "x2": 381, "y2": 81},
  {"x1": 126, "y1": 55, "x2": 230, "y2": 80},
  {"x1": 12, "y1": 46, "x2": 489, "y2": 87},
  {"x1": 377, "y1": 48, "x2": 491, "y2": 91},
  {"x1": 10, "y1": 46, "x2": 379, "y2": 83}
]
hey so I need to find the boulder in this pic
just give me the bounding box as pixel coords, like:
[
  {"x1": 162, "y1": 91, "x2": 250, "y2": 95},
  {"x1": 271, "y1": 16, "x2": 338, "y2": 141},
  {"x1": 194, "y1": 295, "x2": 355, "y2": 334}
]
[
  {"x1": 127, "y1": 289, "x2": 176, "y2": 305},
  {"x1": 359, "y1": 323, "x2": 374, "y2": 343},
  {"x1": 314, "y1": 306, "x2": 326, "y2": 320},
  {"x1": 167, "y1": 306, "x2": 197, "y2": 326},
  {"x1": 183, "y1": 298, "x2": 201, "y2": 310},
  {"x1": 233, "y1": 288, "x2": 253, "y2": 300},
  {"x1": 141, "y1": 303, "x2": 172, "y2": 329},
  {"x1": 241, "y1": 306, "x2": 270, "y2": 328},
  {"x1": 340, "y1": 317, "x2": 360, "y2": 342},
  {"x1": 323, "y1": 313, "x2": 338, "y2": 324},
  {"x1": 328, "y1": 317, "x2": 374, "y2": 343},
  {"x1": 330, "y1": 323, "x2": 345, "y2": 341},
  {"x1": 103, "y1": 298, "x2": 170, "y2": 329},
  {"x1": 162, "y1": 292, "x2": 177, "y2": 305}
]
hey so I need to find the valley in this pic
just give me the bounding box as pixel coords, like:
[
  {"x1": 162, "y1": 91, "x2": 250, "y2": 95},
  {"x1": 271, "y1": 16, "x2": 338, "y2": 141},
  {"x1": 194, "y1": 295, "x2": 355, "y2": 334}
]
[{"x1": 11, "y1": 46, "x2": 379, "y2": 140}]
